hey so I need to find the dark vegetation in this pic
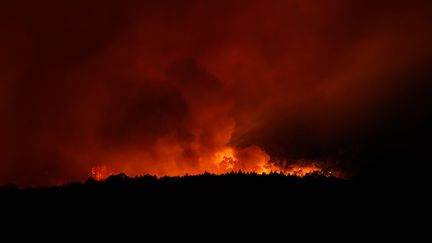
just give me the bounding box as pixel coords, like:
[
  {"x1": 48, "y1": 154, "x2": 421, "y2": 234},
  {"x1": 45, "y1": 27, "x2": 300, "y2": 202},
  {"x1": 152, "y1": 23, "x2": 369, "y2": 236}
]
[
  {"x1": 1, "y1": 171, "x2": 346, "y2": 195},
  {"x1": 0, "y1": 171, "x2": 394, "y2": 205},
  {"x1": 0, "y1": 171, "x2": 425, "y2": 228}
]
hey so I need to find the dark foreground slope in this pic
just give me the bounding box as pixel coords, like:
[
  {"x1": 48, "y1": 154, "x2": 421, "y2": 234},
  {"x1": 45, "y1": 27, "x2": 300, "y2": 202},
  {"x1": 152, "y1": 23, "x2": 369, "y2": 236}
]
[
  {"x1": 0, "y1": 173, "x2": 352, "y2": 222},
  {"x1": 0, "y1": 172, "x2": 428, "y2": 235},
  {"x1": 0, "y1": 172, "x2": 414, "y2": 208},
  {"x1": 2, "y1": 172, "x2": 349, "y2": 198}
]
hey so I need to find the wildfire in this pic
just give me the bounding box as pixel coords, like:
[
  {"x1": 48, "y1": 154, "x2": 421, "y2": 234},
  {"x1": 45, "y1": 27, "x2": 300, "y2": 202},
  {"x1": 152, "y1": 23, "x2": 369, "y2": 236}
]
[
  {"x1": 212, "y1": 147, "x2": 332, "y2": 177},
  {"x1": 214, "y1": 148, "x2": 237, "y2": 171},
  {"x1": 90, "y1": 165, "x2": 109, "y2": 181},
  {"x1": 260, "y1": 163, "x2": 280, "y2": 175},
  {"x1": 284, "y1": 164, "x2": 324, "y2": 177},
  {"x1": 259, "y1": 162, "x2": 326, "y2": 176},
  {"x1": 89, "y1": 148, "x2": 336, "y2": 179}
]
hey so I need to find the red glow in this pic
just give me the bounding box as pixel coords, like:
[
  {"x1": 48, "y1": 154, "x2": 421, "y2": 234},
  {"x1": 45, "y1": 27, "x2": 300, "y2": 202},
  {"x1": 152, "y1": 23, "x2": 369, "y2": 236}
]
[
  {"x1": 90, "y1": 165, "x2": 110, "y2": 181},
  {"x1": 89, "y1": 147, "x2": 336, "y2": 180},
  {"x1": 0, "y1": 1, "x2": 431, "y2": 186}
]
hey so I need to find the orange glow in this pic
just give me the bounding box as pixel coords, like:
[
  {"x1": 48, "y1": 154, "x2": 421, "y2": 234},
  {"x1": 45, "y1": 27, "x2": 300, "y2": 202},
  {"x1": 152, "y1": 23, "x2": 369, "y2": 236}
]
[
  {"x1": 1, "y1": 0, "x2": 431, "y2": 187},
  {"x1": 284, "y1": 164, "x2": 324, "y2": 177},
  {"x1": 90, "y1": 165, "x2": 109, "y2": 181},
  {"x1": 90, "y1": 147, "x2": 336, "y2": 179},
  {"x1": 214, "y1": 148, "x2": 237, "y2": 171},
  {"x1": 212, "y1": 147, "x2": 333, "y2": 177},
  {"x1": 258, "y1": 159, "x2": 331, "y2": 177}
]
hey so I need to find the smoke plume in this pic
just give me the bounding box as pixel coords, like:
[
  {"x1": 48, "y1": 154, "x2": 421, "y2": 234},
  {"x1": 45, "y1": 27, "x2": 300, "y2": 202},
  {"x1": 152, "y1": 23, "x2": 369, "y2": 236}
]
[{"x1": 1, "y1": 0, "x2": 432, "y2": 185}]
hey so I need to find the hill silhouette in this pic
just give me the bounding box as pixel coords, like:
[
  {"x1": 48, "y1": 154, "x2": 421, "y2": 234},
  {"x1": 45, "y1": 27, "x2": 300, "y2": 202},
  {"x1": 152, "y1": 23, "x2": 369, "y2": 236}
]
[
  {"x1": 0, "y1": 171, "x2": 384, "y2": 205},
  {"x1": 1, "y1": 171, "x2": 424, "y2": 230}
]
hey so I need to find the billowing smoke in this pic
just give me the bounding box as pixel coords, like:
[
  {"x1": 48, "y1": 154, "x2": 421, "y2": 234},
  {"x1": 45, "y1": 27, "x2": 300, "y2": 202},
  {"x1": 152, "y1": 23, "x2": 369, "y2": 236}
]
[{"x1": 1, "y1": 0, "x2": 431, "y2": 185}]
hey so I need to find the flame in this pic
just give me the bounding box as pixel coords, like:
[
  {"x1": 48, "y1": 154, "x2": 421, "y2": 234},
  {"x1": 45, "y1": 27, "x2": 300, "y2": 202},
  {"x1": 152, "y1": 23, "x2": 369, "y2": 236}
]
[
  {"x1": 89, "y1": 147, "x2": 337, "y2": 179},
  {"x1": 90, "y1": 165, "x2": 109, "y2": 181},
  {"x1": 204, "y1": 146, "x2": 332, "y2": 177},
  {"x1": 258, "y1": 161, "x2": 325, "y2": 176},
  {"x1": 285, "y1": 164, "x2": 323, "y2": 177},
  {"x1": 214, "y1": 148, "x2": 237, "y2": 171}
]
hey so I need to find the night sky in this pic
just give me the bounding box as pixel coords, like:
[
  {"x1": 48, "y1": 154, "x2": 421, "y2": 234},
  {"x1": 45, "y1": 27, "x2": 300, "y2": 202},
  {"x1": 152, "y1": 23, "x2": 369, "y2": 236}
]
[{"x1": 1, "y1": 0, "x2": 432, "y2": 186}]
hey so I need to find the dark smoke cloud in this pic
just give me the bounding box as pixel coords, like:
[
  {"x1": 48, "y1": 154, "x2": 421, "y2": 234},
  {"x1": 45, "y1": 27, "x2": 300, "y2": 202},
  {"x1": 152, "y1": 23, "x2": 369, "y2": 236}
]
[{"x1": 1, "y1": 0, "x2": 431, "y2": 185}]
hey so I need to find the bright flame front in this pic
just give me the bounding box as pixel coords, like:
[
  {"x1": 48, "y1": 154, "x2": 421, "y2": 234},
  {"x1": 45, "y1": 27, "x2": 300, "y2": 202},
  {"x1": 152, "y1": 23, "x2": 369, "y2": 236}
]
[{"x1": 89, "y1": 146, "x2": 336, "y2": 180}]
